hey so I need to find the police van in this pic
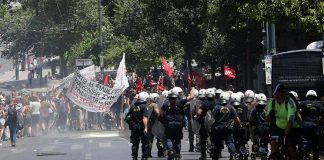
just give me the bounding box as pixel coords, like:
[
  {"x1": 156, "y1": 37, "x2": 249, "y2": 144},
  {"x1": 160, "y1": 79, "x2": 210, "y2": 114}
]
[{"x1": 272, "y1": 49, "x2": 324, "y2": 100}]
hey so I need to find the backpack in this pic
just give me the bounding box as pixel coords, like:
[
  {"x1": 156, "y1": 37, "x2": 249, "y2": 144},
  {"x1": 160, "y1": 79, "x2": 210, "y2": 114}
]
[
  {"x1": 270, "y1": 98, "x2": 302, "y2": 127},
  {"x1": 5, "y1": 106, "x2": 18, "y2": 127}
]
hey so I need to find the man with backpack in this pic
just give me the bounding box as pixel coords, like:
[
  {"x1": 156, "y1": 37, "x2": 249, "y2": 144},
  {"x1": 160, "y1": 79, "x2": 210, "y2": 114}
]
[
  {"x1": 5, "y1": 99, "x2": 19, "y2": 147},
  {"x1": 266, "y1": 84, "x2": 301, "y2": 160}
]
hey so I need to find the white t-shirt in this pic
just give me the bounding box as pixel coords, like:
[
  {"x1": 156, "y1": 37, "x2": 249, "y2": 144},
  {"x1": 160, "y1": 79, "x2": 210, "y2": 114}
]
[{"x1": 30, "y1": 101, "x2": 41, "y2": 115}]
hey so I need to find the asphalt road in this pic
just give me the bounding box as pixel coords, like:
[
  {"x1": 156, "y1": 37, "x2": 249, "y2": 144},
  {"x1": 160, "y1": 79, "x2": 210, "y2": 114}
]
[{"x1": 0, "y1": 129, "x2": 234, "y2": 160}]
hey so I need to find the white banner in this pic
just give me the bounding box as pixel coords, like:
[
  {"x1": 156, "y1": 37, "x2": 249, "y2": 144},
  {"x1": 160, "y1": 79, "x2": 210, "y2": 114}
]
[
  {"x1": 66, "y1": 55, "x2": 129, "y2": 112},
  {"x1": 53, "y1": 65, "x2": 95, "y2": 91},
  {"x1": 265, "y1": 55, "x2": 272, "y2": 85},
  {"x1": 66, "y1": 71, "x2": 123, "y2": 112},
  {"x1": 115, "y1": 53, "x2": 129, "y2": 90}
]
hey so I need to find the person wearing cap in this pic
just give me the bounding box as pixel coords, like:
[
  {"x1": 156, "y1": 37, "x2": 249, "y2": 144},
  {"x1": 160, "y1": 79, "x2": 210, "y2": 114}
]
[
  {"x1": 266, "y1": 84, "x2": 301, "y2": 160},
  {"x1": 298, "y1": 90, "x2": 324, "y2": 160}
]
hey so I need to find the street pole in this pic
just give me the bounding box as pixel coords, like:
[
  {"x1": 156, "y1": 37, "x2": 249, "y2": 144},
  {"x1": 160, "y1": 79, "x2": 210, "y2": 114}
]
[
  {"x1": 15, "y1": 52, "x2": 19, "y2": 80},
  {"x1": 265, "y1": 21, "x2": 276, "y2": 96},
  {"x1": 98, "y1": 0, "x2": 103, "y2": 53},
  {"x1": 98, "y1": 0, "x2": 104, "y2": 81}
]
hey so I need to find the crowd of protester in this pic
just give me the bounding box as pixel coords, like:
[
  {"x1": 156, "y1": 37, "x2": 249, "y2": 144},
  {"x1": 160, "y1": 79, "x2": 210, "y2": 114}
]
[{"x1": 0, "y1": 88, "x2": 132, "y2": 146}]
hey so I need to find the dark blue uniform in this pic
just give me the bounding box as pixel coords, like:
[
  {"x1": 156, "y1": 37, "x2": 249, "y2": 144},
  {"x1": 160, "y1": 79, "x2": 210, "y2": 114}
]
[
  {"x1": 126, "y1": 101, "x2": 149, "y2": 160},
  {"x1": 210, "y1": 104, "x2": 238, "y2": 159},
  {"x1": 233, "y1": 103, "x2": 249, "y2": 154},
  {"x1": 299, "y1": 100, "x2": 324, "y2": 160},
  {"x1": 161, "y1": 98, "x2": 187, "y2": 159},
  {"x1": 250, "y1": 104, "x2": 270, "y2": 156}
]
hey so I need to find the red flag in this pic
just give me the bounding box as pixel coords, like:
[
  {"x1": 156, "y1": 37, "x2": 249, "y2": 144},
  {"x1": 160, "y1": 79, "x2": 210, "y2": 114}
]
[
  {"x1": 162, "y1": 56, "x2": 173, "y2": 77},
  {"x1": 104, "y1": 73, "x2": 109, "y2": 86},
  {"x1": 191, "y1": 71, "x2": 206, "y2": 88},
  {"x1": 157, "y1": 76, "x2": 164, "y2": 91},
  {"x1": 224, "y1": 65, "x2": 236, "y2": 80},
  {"x1": 136, "y1": 78, "x2": 144, "y2": 93}
]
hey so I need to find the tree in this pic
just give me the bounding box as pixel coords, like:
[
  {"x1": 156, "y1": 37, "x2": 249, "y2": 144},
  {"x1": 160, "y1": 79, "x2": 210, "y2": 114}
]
[{"x1": 1, "y1": 0, "x2": 100, "y2": 76}]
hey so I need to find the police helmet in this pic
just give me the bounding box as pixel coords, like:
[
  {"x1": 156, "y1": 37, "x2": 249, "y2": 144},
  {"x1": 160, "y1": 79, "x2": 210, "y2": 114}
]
[
  {"x1": 168, "y1": 89, "x2": 177, "y2": 98},
  {"x1": 255, "y1": 93, "x2": 259, "y2": 100},
  {"x1": 237, "y1": 92, "x2": 244, "y2": 101},
  {"x1": 198, "y1": 89, "x2": 206, "y2": 98},
  {"x1": 306, "y1": 90, "x2": 317, "y2": 98},
  {"x1": 206, "y1": 88, "x2": 216, "y2": 98},
  {"x1": 162, "y1": 90, "x2": 169, "y2": 98},
  {"x1": 138, "y1": 92, "x2": 150, "y2": 102},
  {"x1": 172, "y1": 87, "x2": 183, "y2": 97},
  {"x1": 244, "y1": 90, "x2": 255, "y2": 103},
  {"x1": 230, "y1": 93, "x2": 241, "y2": 106},
  {"x1": 256, "y1": 93, "x2": 267, "y2": 106},
  {"x1": 219, "y1": 92, "x2": 230, "y2": 105},
  {"x1": 289, "y1": 91, "x2": 299, "y2": 101},
  {"x1": 216, "y1": 89, "x2": 223, "y2": 95},
  {"x1": 149, "y1": 93, "x2": 159, "y2": 102}
]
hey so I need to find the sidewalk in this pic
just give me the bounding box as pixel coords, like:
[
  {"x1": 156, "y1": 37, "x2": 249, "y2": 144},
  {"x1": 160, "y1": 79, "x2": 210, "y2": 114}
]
[
  {"x1": 0, "y1": 68, "x2": 51, "y2": 92},
  {"x1": 0, "y1": 68, "x2": 51, "y2": 83}
]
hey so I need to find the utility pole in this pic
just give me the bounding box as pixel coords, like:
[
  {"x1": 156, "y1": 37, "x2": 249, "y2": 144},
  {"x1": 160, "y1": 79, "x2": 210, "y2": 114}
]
[
  {"x1": 98, "y1": 0, "x2": 103, "y2": 54},
  {"x1": 98, "y1": 0, "x2": 104, "y2": 81},
  {"x1": 266, "y1": 22, "x2": 276, "y2": 55},
  {"x1": 15, "y1": 52, "x2": 19, "y2": 80}
]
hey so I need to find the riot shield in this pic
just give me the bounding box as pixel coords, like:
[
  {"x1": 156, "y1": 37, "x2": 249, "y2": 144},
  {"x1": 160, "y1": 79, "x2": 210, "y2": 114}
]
[
  {"x1": 156, "y1": 96, "x2": 166, "y2": 109},
  {"x1": 204, "y1": 111, "x2": 215, "y2": 133},
  {"x1": 146, "y1": 104, "x2": 153, "y2": 119},
  {"x1": 151, "y1": 119, "x2": 165, "y2": 141},
  {"x1": 190, "y1": 99, "x2": 201, "y2": 134},
  {"x1": 191, "y1": 119, "x2": 201, "y2": 134}
]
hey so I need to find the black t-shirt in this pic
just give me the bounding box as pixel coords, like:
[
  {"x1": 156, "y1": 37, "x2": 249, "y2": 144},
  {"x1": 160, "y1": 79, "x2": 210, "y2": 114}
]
[
  {"x1": 233, "y1": 104, "x2": 248, "y2": 123},
  {"x1": 212, "y1": 104, "x2": 238, "y2": 123},
  {"x1": 299, "y1": 100, "x2": 324, "y2": 122}
]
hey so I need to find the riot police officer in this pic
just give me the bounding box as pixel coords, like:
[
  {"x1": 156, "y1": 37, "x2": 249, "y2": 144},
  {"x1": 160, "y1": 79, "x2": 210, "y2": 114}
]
[
  {"x1": 249, "y1": 93, "x2": 269, "y2": 159},
  {"x1": 299, "y1": 90, "x2": 324, "y2": 160},
  {"x1": 196, "y1": 88, "x2": 216, "y2": 160},
  {"x1": 231, "y1": 93, "x2": 249, "y2": 159},
  {"x1": 160, "y1": 86, "x2": 195, "y2": 160},
  {"x1": 147, "y1": 93, "x2": 165, "y2": 157},
  {"x1": 210, "y1": 91, "x2": 240, "y2": 160},
  {"x1": 215, "y1": 89, "x2": 223, "y2": 101},
  {"x1": 125, "y1": 92, "x2": 150, "y2": 160}
]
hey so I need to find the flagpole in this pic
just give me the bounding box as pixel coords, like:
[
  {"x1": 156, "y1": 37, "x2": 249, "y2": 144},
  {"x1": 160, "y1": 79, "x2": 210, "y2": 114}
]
[{"x1": 225, "y1": 78, "x2": 228, "y2": 90}]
